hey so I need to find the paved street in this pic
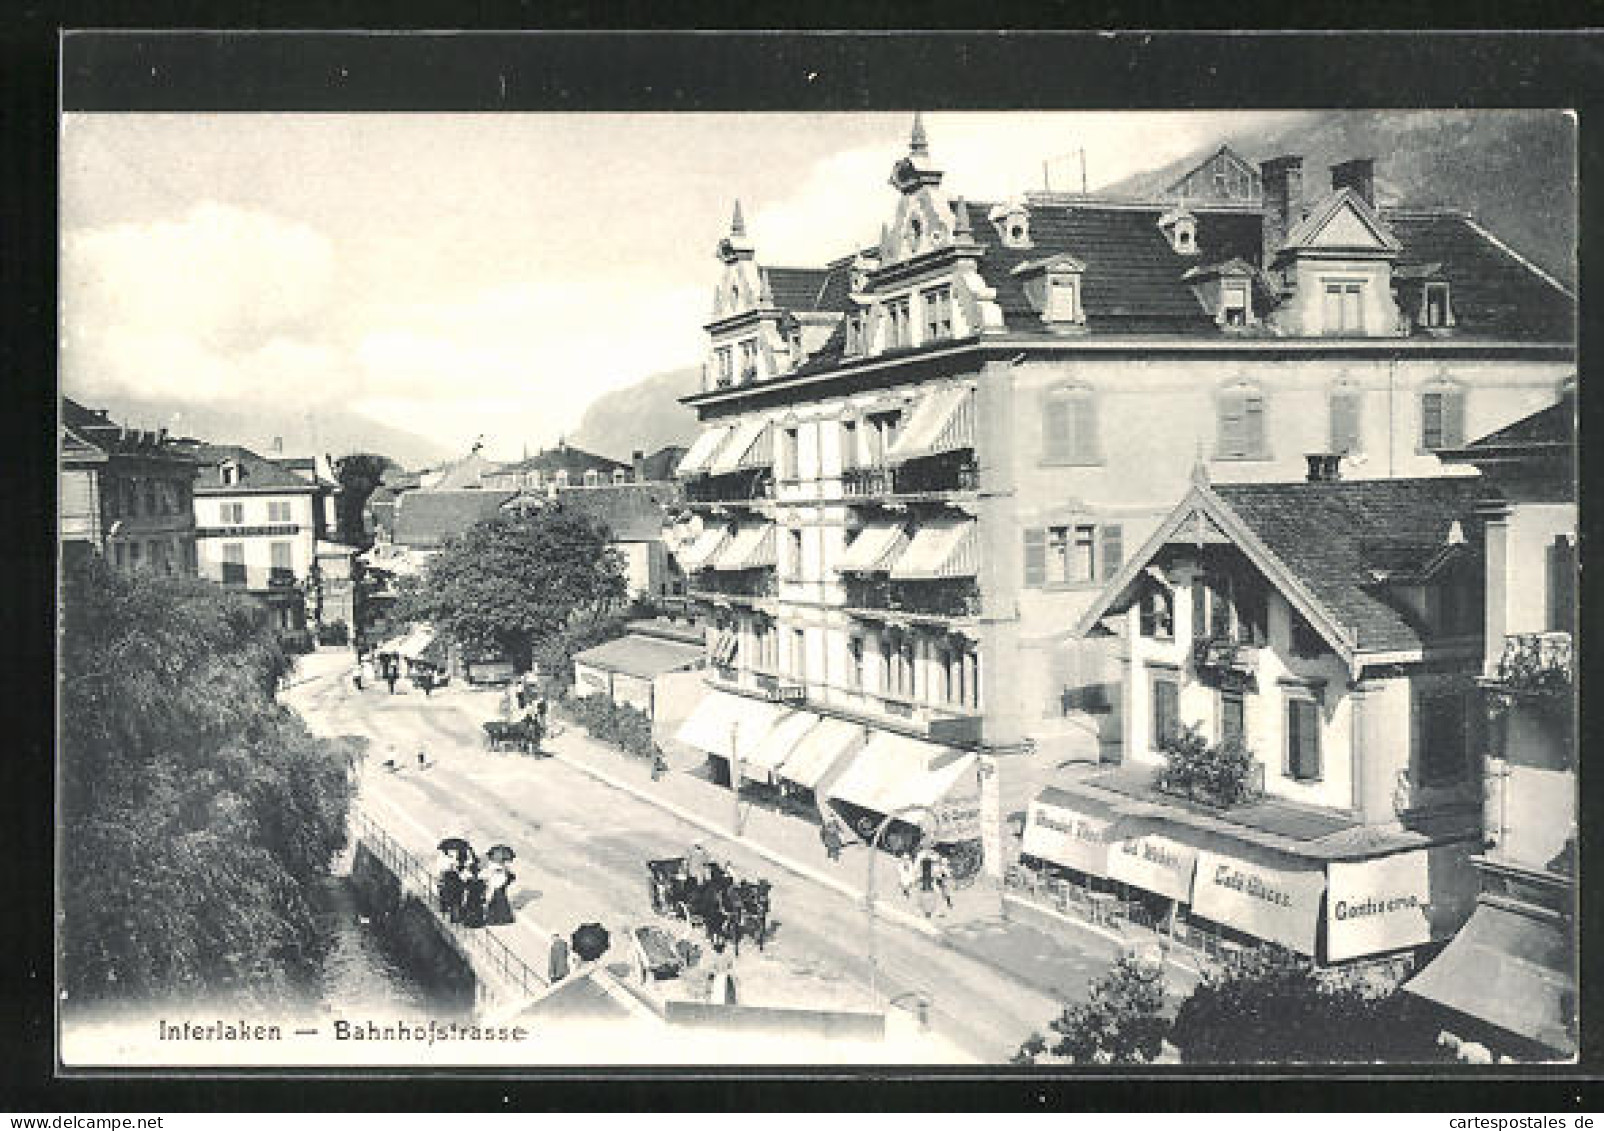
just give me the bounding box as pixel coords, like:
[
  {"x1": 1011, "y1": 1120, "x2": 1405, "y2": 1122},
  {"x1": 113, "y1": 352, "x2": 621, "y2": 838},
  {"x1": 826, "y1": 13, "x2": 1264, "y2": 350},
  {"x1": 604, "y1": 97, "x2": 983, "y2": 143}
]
[{"x1": 283, "y1": 654, "x2": 1123, "y2": 1062}]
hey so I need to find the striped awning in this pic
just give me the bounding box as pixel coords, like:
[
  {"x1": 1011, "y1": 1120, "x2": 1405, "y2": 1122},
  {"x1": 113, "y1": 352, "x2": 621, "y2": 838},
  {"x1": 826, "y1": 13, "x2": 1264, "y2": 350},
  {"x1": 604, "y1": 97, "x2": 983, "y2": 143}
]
[
  {"x1": 711, "y1": 630, "x2": 739, "y2": 666},
  {"x1": 838, "y1": 523, "x2": 909, "y2": 573},
  {"x1": 708, "y1": 418, "x2": 773, "y2": 476},
  {"x1": 742, "y1": 710, "x2": 819, "y2": 776},
  {"x1": 825, "y1": 730, "x2": 976, "y2": 816},
  {"x1": 676, "y1": 525, "x2": 731, "y2": 571},
  {"x1": 885, "y1": 385, "x2": 974, "y2": 464},
  {"x1": 777, "y1": 716, "x2": 867, "y2": 789},
  {"x1": 711, "y1": 523, "x2": 776, "y2": 571},
  {"x1": 888, "y1": 520, "x2": 978, "y2": 579},
  {"x1": 674, "y1": 690, "x2": 791, "y2": 760},
  {"x1": 677, "y1": 425, "x2": 733, "y2": 477}
]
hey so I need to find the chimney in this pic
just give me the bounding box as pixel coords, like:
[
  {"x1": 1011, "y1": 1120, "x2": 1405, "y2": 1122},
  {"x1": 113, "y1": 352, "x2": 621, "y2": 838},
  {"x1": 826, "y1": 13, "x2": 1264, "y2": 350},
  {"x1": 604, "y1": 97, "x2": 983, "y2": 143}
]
[
  {"x1": 272, "y1": 435, "x2": 284, "y2": 454},
  {"x1": 1259, "y1": 155, "x2": 1305, "y2": 264},
  {"x1": 1305, "y1": 452, "x2": 1343, "y2": 483},
  {"x1": 1330, "y1": 158, "x2": 1376, "y2": 208},
  {"x1": 632, "y1": 449, "x2": 646, "y2": 482}
]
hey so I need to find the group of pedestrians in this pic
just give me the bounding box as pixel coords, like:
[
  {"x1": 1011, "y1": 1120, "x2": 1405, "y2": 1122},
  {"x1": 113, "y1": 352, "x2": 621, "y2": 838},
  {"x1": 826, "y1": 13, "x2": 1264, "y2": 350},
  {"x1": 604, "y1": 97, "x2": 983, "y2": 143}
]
[
  {"x1": 352, "y1": 650, "x2": 441, "y2": 696},
  {"x1": 436, "y1": 842, "x2": 516, "y2": 929},
  {"x1": 899, "y1": 848, "x2": 954, "y2": 919}
]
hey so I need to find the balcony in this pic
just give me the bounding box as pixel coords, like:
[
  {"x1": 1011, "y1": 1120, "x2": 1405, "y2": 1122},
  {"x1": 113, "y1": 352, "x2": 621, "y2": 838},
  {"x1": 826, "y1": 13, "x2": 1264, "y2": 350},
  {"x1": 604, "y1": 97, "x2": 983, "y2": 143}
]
[
  {"x1": 842, "y1": 455, "x2": 979, "y2": 504},
  {"x1": 687, "y1": 569, "x2": 777, "y2": 604},
  {"x1": 1191, "y1": 635, "x2": 1261, "y2": 688},
  {"x1": 683, "y1": 470, "x2": 774, "y2": 507},
  {"x1": 842, "y1": 577, "x2": 981, "y2": 622}
]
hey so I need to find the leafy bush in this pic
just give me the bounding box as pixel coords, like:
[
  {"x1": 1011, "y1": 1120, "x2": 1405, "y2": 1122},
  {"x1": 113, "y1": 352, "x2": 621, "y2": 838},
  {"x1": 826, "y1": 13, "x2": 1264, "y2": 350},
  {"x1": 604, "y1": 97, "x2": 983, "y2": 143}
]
[
  {"x1": 1014, "y1": 954, "x2": 1171, "y2": 1065},
  {"x1": 1157, "y1": 724, "x2": 1257, "y2": 808},
  {"x1": 556, "y1": 691, "x2": 656, "y2": 761}
]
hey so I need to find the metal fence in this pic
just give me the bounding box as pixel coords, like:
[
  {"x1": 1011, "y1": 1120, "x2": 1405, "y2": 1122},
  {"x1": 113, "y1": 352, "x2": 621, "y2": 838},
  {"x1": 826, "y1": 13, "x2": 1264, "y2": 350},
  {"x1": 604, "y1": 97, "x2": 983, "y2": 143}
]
[{"x1": 351, "y1": 808, "x2": 547, "y2": 1000}]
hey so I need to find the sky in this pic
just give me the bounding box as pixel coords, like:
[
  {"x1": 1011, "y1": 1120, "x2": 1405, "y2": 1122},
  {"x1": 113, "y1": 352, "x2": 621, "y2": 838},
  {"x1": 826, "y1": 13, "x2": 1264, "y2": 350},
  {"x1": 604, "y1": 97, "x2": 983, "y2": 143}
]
[{"x1": 60, "y1": 111, "x2": 1300, "y2": 462}]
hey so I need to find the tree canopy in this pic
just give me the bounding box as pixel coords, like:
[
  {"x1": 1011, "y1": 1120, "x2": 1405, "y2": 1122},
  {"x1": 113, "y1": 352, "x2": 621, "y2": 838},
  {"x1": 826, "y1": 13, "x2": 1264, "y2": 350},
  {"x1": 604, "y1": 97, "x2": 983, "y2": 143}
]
[
  {"x1": 1013, "y1": 954, "x2": 1171, "y2": 1065},
  {"x1": 60, "y1": 556, "x2": 353, "y2": 1007},
  {"x1": 332, "y1": 452, "x2": 396, "y2": 549},
  {"x1": 397, "y1": 506, "x2": 627, "y2": 672}
]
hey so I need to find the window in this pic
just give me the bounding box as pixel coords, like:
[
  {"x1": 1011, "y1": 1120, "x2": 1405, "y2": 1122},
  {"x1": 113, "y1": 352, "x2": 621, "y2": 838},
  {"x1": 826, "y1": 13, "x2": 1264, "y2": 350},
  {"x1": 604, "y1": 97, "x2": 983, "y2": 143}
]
[
  {"x1": 1286, "y1": 698, "x2": 1322, "y2": 781},
  {"x1": 1046, "y1": 274, "x2": 1080, "y2": 323},
  {"x1": 780, "y1": 427, "x2": 800, "y2": 480},
  {"x1": 1422, "y1": 282, "x2": 1453, "y2": 328},
  {"x1": 715, "y1": 346, "x2": 734, "y2": 388},
  {"x1": 1323, "y1": 280, "x2": 1365, "y2": 333},
  {"x1": 847, "y1": 637, "x2": 864, "y2": 688},
  {"x1": 864, "y1": 411, "x2": 900, "y2": 466},
  {"x1": 1220, "y1": 284, "x2": 1249, "y2": 326},
  {"x1": 267, "y1": 500, "x2": 292, "y2": 523},
  {"x1": 1418, "y1": 693, "x2": 1469, "y2": 786},
  {"x1": 221, "y1": 463, "x2": 241, "y2": 487},
  {"x1": 1139, "y1": 587, "x2": 1175, "y2": 639},
  {"x1": 738, "y1": 339, "x2": 760, "y2": 383},
  {"x1": 884, "y1": 297, "x2": 911, "y2": 349},
  {"x1": 839, "y1": 419, "x2": 860, "y2": 471},
  {"x1": 128, "y1": 541, "x2": 142, "y2": 569},
  {"x1": 790, "y1": 628, "x2": 807, "y2": 681},
  {"x1": 1217, "y1": 386, "x2": 1267, "y2": 460},
  {"x1": 584, "y1": 469, "x2": 601, "y2": 487},
  {"x1": 1041, "y1": 385, "x2": 1100, "y2": 465},
  {"x1": 270, "y1": 541, "x2": 293, "y2": 572},
  {"x1": 922, "y1": 285, "x2": 953, "y2": 342},
  {"x1": 1193, "y1": 566, "x2": 1268, "y2": 645},
  {"x1": 1219, "y1": 688, "x2": 1245, "y2": 747},
  {"x1": 221, "y1": 502, "x2": 245, "y2": 525},
  {"x1": 183, "y1": 540, "x2": 197, "y2": 574},
  {"x1": 1024, "y1": 523, "x2": 1121, "y2": 587},
  {"x1": 1329, "y1": 388, "x2": 1362, "y2": 455},
  {"x1": 1152, "y1": 674, "x2": 1180, "y2": 749},
  {"x1": 894, "y1": 637, "x2": 916, "y2": 697},
  {"x1": 112, "y1": 541, "x2": 126, "y2": 569},
  {"x1": 1420, "y1": 385, "x2": 1466, "y2": 451},
  {"x1": 555, "y1": 470, "x2": 569, "y2": 487},
  {"x1": 787, "y1": 529, "x2": 805, "y2": 581},
  {"x1": 845, "y1": 312, "x2": 865, "y2": 354},
  {"x1": 221, "y1": 542, "x2": 245, "y2": 586}
]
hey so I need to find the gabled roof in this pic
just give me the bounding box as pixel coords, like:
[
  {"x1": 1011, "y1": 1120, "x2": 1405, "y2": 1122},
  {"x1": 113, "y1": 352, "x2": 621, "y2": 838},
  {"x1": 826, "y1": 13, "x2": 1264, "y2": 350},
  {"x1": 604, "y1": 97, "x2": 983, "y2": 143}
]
[
  {"x1": 550, "y1": 483, "x2": 678, "y2": 542},
  {"x1": 430, "y1": 450, "x2": 507, "y2": 490},
  {"x1": 1076, "y1": 476, "x2": 1487, "y2": 668},
  {"x1": 495, "y1": 443, "x2": 629, "y2": 478},
  {"x1": 186, "y1": 443, "x2": 315, "y2": 494},
  {"x1": 1280, "y1": 186, "x2": 1404, "y2": 254},
  {"x1": 60, "y1": 397, "x2": 195, "y2": 465},
  {"x1": 392, "y1": 488, "x2": 516, "y2": 548}
]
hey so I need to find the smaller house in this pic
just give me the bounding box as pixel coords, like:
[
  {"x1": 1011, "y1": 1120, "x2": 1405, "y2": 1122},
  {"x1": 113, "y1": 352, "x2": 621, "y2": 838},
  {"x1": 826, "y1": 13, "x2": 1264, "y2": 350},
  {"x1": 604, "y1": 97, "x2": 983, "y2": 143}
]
[
  {"x1": 1050, "y1": 465, "x2": 1492, "y2": 967},
  {"x1": 482, "y1": 440, "x2": 631, "y2": 492},
  {"x1": 549, "y1": 483, "x2": 684, "y2": 604},
  {"x1": 571, "y1": 619, "x2": 708, "y2": 721},
  {"x1": 422, "y1": 447, "x2": 507, "y2": 491}
]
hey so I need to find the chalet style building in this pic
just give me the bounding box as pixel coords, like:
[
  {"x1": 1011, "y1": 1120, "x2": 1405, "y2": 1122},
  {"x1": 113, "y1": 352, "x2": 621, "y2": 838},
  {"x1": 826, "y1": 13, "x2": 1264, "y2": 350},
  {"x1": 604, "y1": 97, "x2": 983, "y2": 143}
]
[
  {"x1": 666, "y1": 116, "x2": 1573, "y2": 878},
  {"x1": 59, "y1": 398, "x2": 199, "y2": 575}
]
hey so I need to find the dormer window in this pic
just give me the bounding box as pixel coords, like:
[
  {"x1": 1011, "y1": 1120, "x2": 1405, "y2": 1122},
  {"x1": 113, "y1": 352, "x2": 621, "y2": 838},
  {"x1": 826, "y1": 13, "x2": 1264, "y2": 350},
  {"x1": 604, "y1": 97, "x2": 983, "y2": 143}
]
[
  {"x1": 1221, "y1": 283, "x2": 1250, "y2": 327},
  {"x1": 220, "y1": 461, "x2": 242, "y2": 486},
  {"x1": 1421, "y1": 281, "x2": 1454, "y2": 328},
  {"x1": 1047, "y1": 275, "x2": 1080, "y2": 323},
  {"x1": 990, "y1": 201, "x2": 1032, "y2": 249},
  {"x1": 584, "y1": 469, "x2": 601, "y2": 487},
  {"x1": 1013, "y1": 254, "x2": 1086, "y2": 327},
  {"x1": 613, "y1": 469, "x2": 628, "y2": 485},
  {"x1": 1159, "y1": 208, "x2": 1199, "y2": 255},
  {"x1": 555, "y1": 470, "x2": 569, "y2": 487}
]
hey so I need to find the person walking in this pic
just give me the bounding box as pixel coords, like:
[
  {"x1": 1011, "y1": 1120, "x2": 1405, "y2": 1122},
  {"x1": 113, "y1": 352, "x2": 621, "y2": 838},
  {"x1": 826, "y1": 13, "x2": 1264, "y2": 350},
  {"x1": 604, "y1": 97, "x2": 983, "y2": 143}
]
[
  {"x1": 547, "y1": 933, "x2": 571, "y2": 983},
  {"x1": 651, "y1": 746, "x2": 669, "y2": 782},
  {"x1": 820, "y1": 817, "x2": 844, "y2": 863},
  {"x1": 460, "y1": 861, "x2": 487, "y2": 928},
  {"x1": 685, "y1": 842, "x2": 710, "y2": 881},
  {"x1": 439, "y1": 852, "x2": 464, "y2": 922},
  {"x1": 484, "y1": 862, "x2": 516, "y2": 926},
  {"x1": 383, "y1": 659, "x2": 398, "y2": 695},
  {"x1": 915, "y1": 852, "x2": 940, "y2": 920},
  {"x1": 897, "y1": 851, "x2": 917, "y2": 900},
  {"x1": 350, "y1": 662, "x2": 364, "y2": 692},
  {"x1": 933, "y1": 852, "x2": 955, "y2": 912}
]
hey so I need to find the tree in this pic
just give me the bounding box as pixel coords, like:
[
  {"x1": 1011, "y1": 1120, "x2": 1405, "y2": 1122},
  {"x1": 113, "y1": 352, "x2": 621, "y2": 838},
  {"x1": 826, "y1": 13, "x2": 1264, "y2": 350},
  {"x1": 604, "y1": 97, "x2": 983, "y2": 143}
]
[
  {"x1": 397, "y1": 506, "x2": 627, "y2": 673},
  {"x1": 59, "y1": 556, "x2": 353, "y2": 1006},
  {"x1": 1013, "y1": 954, "x2": 1172, "y2": 1065},
  {"x1": 1168, "y1": 948, "x2": 1450, "y2": 1064},
  {"x1": 333, "y1": 452, "x2": 395, "y2": 549}
]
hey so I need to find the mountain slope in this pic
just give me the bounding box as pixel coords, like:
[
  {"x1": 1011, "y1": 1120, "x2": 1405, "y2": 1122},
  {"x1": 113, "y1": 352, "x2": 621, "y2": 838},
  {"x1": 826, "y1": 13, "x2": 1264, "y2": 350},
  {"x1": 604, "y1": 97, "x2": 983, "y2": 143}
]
[
  {"x1": 1098, "y1": 110, "x2": 1575, "y2": 285},
  {"x1": 61, "y1": 388, "x2": 453, "y2": 469},
  {"x1": 568, "y1": 365, "x2": 703, "y2": 461}
]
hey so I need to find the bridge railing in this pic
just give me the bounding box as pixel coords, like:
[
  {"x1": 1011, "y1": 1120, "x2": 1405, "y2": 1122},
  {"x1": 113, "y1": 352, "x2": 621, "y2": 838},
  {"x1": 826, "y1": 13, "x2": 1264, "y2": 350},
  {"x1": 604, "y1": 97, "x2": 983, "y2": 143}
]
[{"x1": 351, "y1": 808, "x2": 547, "y2": 1000}]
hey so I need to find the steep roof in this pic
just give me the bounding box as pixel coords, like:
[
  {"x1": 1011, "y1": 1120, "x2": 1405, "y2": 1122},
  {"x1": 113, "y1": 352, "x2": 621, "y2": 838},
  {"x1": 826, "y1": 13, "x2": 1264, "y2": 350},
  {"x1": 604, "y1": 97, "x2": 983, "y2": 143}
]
[
  {"x1": 430, "y1": 450, "x2": 507, "y2": 490},
  {"x1": 392, "y1": 488, "x2": 516, "y2": 548},
  {"x1": 552, "y1": 483, "x2": 678, "y2": 542},
  {"x1": 637, "y1": 445, "x2": 686, "y2": 482},
  {"x1": 60, "y1": 397, "x2": 195, "y2": 465},
  {"x1": 1209, "y1": 477, "x2": 1487, "y2": 654},
  {"x1": 186, "y1": 443, "x2": 314, "y2": 494},
  {"x1": 496, "y1": 443, "x2": 629, "y2": 477}
]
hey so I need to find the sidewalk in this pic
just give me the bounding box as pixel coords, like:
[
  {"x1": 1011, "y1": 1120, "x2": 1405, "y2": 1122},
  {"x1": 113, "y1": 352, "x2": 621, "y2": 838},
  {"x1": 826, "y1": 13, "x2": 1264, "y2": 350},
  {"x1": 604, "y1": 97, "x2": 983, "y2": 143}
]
[{"x1": 433, "y1": 685, "x2": 1200, "y2": 1004}]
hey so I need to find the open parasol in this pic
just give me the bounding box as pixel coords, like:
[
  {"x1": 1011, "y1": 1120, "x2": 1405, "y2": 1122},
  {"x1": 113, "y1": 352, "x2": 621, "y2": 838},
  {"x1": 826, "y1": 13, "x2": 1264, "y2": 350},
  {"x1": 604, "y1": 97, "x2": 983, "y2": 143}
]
[
  {"x1": 486, "y1": 844, "x2": 516, "y2": 863},
  {"x1": 437, "y1": 837, "x2": 471, "y2": 855},
  {"x1": 570, "y1": 923, "x2": 611, "y2": 963}
]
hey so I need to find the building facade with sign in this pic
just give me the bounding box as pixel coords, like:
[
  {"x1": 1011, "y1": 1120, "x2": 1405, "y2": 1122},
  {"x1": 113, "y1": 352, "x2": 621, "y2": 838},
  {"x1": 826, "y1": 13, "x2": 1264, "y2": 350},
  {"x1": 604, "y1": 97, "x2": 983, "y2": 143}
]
[
  {"x1": 1404, "y1": 396, "x2": 1577, "y2": 1057},
  {"x1": 60, "y1": 398, "x2": 199, "y2": 576},
  {"x1": 670, "y1": 117, "x2": 1574, "y2": 877}
]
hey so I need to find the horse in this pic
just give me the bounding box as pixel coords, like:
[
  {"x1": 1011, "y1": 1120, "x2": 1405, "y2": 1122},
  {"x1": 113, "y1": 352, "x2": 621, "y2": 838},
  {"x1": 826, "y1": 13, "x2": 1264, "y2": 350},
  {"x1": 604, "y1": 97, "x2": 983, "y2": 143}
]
[{"x1": 730, "y1": 880, "x2": 771, "y2": 955}]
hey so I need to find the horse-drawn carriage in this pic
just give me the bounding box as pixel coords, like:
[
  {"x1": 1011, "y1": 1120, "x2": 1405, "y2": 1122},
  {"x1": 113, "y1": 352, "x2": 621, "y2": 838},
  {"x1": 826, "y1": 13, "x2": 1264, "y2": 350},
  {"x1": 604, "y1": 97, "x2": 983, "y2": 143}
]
[
  {"x1": 482, "y1": 717, "x2": 544, "y2": 753},
  {"x1": 646, "y1": 856, "x2": 772, "y2": 955}
]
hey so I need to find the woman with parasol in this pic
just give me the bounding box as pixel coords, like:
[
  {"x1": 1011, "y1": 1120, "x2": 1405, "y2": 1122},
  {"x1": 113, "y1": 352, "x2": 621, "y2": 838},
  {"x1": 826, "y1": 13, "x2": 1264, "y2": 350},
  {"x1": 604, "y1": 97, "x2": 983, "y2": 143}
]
[
  {"x1": 437, "y1": 838, "x2": 470, "y2": 920},
  {"x1": 460, "y1": 859, "x2": 487, "y2": 928},
  {"x1": 484, "y1": 845, "x2": 517, "y2": 926}
]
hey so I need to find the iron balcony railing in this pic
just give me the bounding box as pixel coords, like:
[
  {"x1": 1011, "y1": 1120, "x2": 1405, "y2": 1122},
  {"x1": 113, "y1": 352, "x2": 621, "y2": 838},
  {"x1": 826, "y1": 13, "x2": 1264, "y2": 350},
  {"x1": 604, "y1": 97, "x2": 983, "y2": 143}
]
[
  {"x1": 842, "y1": 459, "x2": 978, "y2": 501},
  {"x1": 842, "y1": 578, "x2": 981, "y2": 619},
  {"x1": 688, "y1": 569, "x2": 777, "y2": 599}
]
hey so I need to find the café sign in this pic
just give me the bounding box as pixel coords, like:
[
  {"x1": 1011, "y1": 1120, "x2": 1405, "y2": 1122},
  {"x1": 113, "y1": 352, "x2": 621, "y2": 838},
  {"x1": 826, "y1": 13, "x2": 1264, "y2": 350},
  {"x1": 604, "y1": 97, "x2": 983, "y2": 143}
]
[
  {"x1": 1109, "y1": 833, "x2": 1198, "y2": 903},
  {"x1": 1020, "y1": 800, "x2": 1117, "y2": 877},
  {"x1": 1191, "y1": 849, "x2": 1326, "y2": 955},
  {"x1": 1325, "y1": 850, "x2": 1432, "y2": 962}
]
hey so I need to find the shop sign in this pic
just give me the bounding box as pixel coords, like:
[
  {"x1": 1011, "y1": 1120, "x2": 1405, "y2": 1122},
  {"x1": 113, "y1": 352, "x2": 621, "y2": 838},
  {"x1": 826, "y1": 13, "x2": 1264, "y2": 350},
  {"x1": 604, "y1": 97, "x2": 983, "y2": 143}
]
[
  {"x1": 1325, "y1": 851, "x2": 1432, "y2": 963},
  {"x1": 1191, "y1": 849, "x2": 1325, "y2": 955},
  {"x1": 1109, "y1": 833, "x2": 1198, "y2": 903},
  {"x1": 1020, "y1": 800, "x2": 1116, "y2": 877},
  {"x1": 928, "y1": 799, "x2": 981, "y2": 842}
]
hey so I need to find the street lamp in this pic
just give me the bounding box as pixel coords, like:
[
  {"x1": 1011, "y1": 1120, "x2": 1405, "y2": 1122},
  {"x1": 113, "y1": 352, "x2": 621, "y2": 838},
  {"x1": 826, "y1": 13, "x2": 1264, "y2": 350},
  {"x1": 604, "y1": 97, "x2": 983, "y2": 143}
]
[{"x1": 863, "y1": 802, "x2": 932, "y2": 1008}]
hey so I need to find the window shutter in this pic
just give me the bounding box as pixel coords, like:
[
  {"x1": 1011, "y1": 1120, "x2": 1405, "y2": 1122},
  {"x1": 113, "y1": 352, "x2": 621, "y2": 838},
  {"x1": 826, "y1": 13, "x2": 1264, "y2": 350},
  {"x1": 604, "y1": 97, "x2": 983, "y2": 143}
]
[
  {"x1": 1023, "y1": 528, "x2": 1047, "y2": 587},
  {"x1": 1098, "y1": 525, "x2": 1124, "y2": 580},
  {"x1": 1244, "y1": 394, "x2": 1266, "y2": 458},
  {"x1": 1218, "y1": 391, "x2": 1245, "y2": 457},
  {"x1": 1191, "y1": 577, "x2": 1209, "y2": 641},
  {"x1": 1042, "y1": 392, "x2": 1069, "y2": 462},
  {"x1": 1330, "y1": 391, "x2": 1360, "y2": 454},
  {"x1": 1288, "y1": 700, "x2": 1320, "y2": 779},
  {"x1": 1154, "y1": 680, "x2": 1178, "y2": 747},
  {"x1": 1548, "y1": 535, "x2": 1576, "y2": 633},
  {"x1": 1442, "y1": 388, "x2": 1466, "y2": 448},
  {"x1": 1074, "y1": 393, "x2": 1100, "y2": 463},
  {"x1": 1421, "y1": 391, "x2": 1444, "y2": 448}
]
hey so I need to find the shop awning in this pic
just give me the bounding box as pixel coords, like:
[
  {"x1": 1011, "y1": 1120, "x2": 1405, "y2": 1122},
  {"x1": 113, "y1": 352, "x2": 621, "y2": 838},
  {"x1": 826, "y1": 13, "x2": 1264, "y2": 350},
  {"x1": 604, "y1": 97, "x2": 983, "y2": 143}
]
[
  {"x1": 838, "y1": 523, "x2": 909, "y2": 574},
  {"x1": 676, "y1": 525, "x2": 731, "y2": 571},
  {"x1": 708, "y1": 418, "x2": 774, "y2": 476},
  {"x1": 1107, "y1": 829, "x2": 1200, "y2": 904},
  {"x1": 1404, "y1": 900, "x2": 1576, "y2": 1057},
  {"x1": 711, "y1": 523, "x2": 776, "y2": 571},
  {"x1": 1190, "y1": 846, "x2": 1326, "y2": 956},
  {"x1": 677, "y1": 425, "x2": 733, "y2": 477},
  {"x1": 888, "y1": 520, "x2": 978, "y2": 580},
  {"x1": 741, "y1": 710, "x2": 818, "y2": 776},
  {"x1": 777, "y1": 716, "x2": 867, "y2": 789},
  {"x1": 885, "y1": 385, "x2": 974, "y2": 464},
  {"x1": 1020, "y1": 788, "x2": 1133, "y2": 880},
  {"x1": 1325, "y1": 850, "x2": 1433, "y2": 962},
  {"x1": 825, "y1": 731, "x2": 976, "y2": 817},
  {"x1": 673, "y1": 689, "x2": 789, "y2": 760},
  {"x1": 710, "y1": 630, "x2": 739, "y2": 666},
  {"x1": 572, "y1": 634, "x2": 705, "y2": 679}
]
